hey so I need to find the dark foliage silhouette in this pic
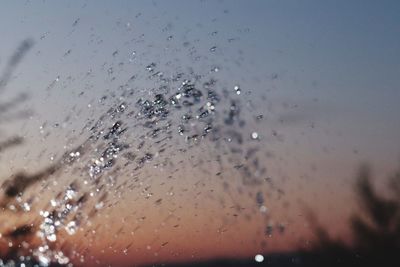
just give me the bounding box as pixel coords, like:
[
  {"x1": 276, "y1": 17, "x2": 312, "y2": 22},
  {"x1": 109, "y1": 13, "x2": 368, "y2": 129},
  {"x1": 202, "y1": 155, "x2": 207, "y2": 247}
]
[
  {"x1": 0, "y1": 40, "x2": 33, "y2": 153},
  {"x1": 299, "y1": 164, "x2": 400, "y2": 267},
  {"x1": 0, "y1": 39, "x2": 56, "y2": 266},
  {"x1": 142, "y1": 165, "x2": 400, "y2": 267}
]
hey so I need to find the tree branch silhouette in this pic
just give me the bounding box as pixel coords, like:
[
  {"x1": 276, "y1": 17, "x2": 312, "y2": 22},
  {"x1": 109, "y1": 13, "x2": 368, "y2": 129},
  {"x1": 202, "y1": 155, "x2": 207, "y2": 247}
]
[{"x1": 305, "y1": 164, "x2": 400, "y2": 267}]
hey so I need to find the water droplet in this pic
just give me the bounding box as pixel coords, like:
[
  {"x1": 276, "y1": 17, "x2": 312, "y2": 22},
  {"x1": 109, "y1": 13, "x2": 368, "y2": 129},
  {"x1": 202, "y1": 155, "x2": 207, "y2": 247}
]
[
  {"x1": 38, "y1": 254, "x2": 50, "y2": 266},
  {"x1": 211, "y1": 66, "x2": 219, "y2": 72},
  {"x1": 255, "y1": 254, "x2": 264, "y2": 263},
  {"x1": 259, "y1": 205, "x2": 268, "y2": 213},
  {"x1": 65, "y1": 221, "x2": 77, "y2": 235},
  {"x1": 234, "y1": 85, "x2": 241, "y2": 95},
  {"x1": 146, "y1": 63, "x2": 156, "y2": 72}
]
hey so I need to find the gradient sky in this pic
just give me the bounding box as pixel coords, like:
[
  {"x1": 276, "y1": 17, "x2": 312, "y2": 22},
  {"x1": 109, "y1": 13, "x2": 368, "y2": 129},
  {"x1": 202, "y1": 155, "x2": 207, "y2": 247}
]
[{"x1": 0, "y1": 0, "x2": 400, "y2": 266}]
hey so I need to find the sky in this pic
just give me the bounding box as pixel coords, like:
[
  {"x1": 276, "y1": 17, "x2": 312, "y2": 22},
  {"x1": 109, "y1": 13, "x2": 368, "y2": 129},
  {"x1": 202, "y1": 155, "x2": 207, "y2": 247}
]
[{"x1": 0, "y1": 0, "x2": 399, "y2": 266}]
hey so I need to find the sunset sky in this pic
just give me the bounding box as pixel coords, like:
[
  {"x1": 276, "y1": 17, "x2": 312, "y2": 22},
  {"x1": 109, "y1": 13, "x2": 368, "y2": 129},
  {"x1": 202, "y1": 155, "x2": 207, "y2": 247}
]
[{"x1": 0, "y1": 1, "x2": 399, "y2": 266}]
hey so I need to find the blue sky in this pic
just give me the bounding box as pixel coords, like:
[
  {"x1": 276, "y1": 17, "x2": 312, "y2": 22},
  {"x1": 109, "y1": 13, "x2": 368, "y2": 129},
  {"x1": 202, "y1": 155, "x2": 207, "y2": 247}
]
[
  {"x1": 1, "y1": 0, "x2": 399, "y2": 207},
  {"x1": 0, "y1": 1, "x2": 399, "y2": 263}
]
